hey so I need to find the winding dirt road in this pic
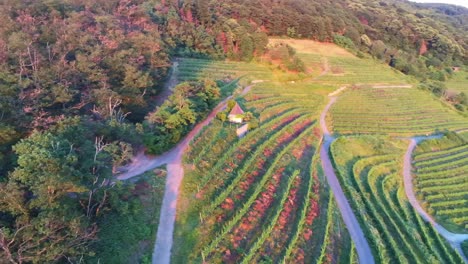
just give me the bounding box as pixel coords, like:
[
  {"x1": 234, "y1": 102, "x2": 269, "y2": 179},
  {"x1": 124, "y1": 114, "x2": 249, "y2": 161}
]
[
  {"x1": 319, "y1": 96, "x2": 375, "y2": 264},
  {"x1": 116, "y1": 84, "x2": 253, "y2": 264},
  {"x1": 403, "y1": 137, "x2": 468, "y2": 263}
]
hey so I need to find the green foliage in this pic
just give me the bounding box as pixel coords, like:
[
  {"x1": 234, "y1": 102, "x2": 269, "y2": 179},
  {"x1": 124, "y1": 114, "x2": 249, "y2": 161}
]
[
  {"x1": 333, "y1": 35, "x2": 356, "y2": 50},
  {"x1": 266, "y1": 43, "x2": 306, "y2": 72},
  {"x1": 0, "y1": 130, "x2": 94, "y2": 263},
  {"x1": 370, "y1": 40, "x2": 387, "y2": 60},
  {"x1": 0, "y1": 115, "x2": 149, "y2": 263},
  {"x1": 248, "y1": 118, "x2": 259, "y2": 130},
  {"x1": 227, "y1": 99, "x2": 237, "y2": 111},
  {"x1": 144, "y1": 80, "x2": 220, "y2": 154},
  {"x1": 216, "y1": 111, "x2": 227, "y2": 122},
  {"x1": 87, "y1": 171, "x2": 165, "y2": 263},
  {"x1": 418, "y1": 80, "x2": 447, "y2": 97},
  {"x1": 463, "y1": 240, "x2": 468, "y2": 259},
  {"x1": 0, "y1": 0, "x2": 467, "y2": 262}
]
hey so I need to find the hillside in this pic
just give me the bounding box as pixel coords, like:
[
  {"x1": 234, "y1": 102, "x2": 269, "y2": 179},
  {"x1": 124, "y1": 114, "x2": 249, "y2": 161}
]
[{"x1": 0, "y1": 0, "x2": 467, "y2": 263}]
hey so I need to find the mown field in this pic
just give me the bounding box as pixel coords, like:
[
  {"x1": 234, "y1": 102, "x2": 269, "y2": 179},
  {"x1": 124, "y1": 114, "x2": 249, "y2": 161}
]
[
  {"x1": 328, "y1": 87, "x2": 468, "y2": 135},
  {"x1": 413, "y1": 132, "x2": 468, "y2": 233},
  {"x1": 330, "y1": 136, "x2": 464, "y2": 263},
  {"x1": 172, "y1": 80, "x2": 357, "y2": 263}
]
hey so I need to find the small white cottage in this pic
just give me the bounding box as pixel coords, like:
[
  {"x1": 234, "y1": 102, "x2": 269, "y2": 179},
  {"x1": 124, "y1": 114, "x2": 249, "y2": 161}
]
[{"x1": 228, "y1": 102, "x2": 245, "y2": 123}]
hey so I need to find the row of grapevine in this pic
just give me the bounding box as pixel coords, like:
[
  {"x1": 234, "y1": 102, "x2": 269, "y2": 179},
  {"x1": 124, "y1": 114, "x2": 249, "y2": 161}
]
[
  {"x1": 413, "y1": 134, "x2": 468, "y2": 230},
  {"x1": 330, "y1": 136, "x2": 464, "y2": 263},
  {"x1": 172, "y1": 78, "x2": 352, "y2": 263},
  {"x1": 329, "y1": 88, "x2": 468, "y2": 135},
  {"x1": 177, "y1": 58, "x2": 273, "y2": 82},
  {"x1": 200, "y1": 124, "x2": 316, "y2": 261}
]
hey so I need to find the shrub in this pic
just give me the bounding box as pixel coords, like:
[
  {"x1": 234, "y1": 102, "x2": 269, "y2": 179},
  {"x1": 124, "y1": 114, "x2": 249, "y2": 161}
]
[{"x1": 333, "y1": 35, "x2": 356, "y2": 50}]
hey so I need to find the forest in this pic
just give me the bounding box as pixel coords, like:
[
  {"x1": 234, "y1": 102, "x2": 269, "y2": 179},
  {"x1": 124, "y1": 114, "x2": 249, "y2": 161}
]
[{"x1": 0, "y1": 0, "x2": 467, "y2": 262}]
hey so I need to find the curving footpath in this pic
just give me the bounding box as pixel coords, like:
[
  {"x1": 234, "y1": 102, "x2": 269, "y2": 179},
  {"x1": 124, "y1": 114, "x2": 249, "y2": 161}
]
[
  {"x1": 319, "y1": 96, "x2": 375, "y2": 264},
  {"x1": 116, "y1": 84, "x2": 254, "y2": 264},
  {"x1": 403, "y1": 137, "x2": 468, "y2": 263}
]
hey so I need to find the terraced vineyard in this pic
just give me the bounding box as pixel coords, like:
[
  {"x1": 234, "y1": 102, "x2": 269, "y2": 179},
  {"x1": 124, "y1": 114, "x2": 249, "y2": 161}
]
[
  {"x1": 270, "y1": 38, "x2": 413, "y2": 86},
  {"x1": 172, "y1": 82, "x2": 355, "y2": 263},
  {"x1": 330, "y1": 136, "x2": 464, "y2": 263},
  {"x1": 413, "y1": 133, "x2": 468, "y2": 232},
  {"x1": 315, "y1": 57, "x2": 412, "y2": 85},
  {"x1": 446, "y1": 70, "x2": 468, "y2": 94},
  {"x1": 165, "y1": 39, "x2": 468, "y2": 263},
  {"x1": 329, "y1": 87, "x2": 468, "y2": 135},
  {"x1": 177, "y1": 58, "x2": 273, "y2": 82},
  {"x1": 464, "y1": 241, "x2": 468, "y2": 260}
]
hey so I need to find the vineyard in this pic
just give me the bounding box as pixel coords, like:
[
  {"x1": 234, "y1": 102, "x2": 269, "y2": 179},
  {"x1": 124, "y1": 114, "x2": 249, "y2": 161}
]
[
  {"x1": 413, "y1": 132, "x2": 468, "y2": 232},
  {"x1": 328, "y1": 87, "x2": 468, "y2": 135},
  {"x1": 172, "y1": 81, "x2": 356, "y2": 263},
  {"x1": 330, "y1": 136, "x2": 464, "y2": 263},
  {"x1": 164, "y1": 39, "x2": 468, "y2": 263},
  {"x1": 446, "y1": 70, "x2": 468, "y2": 94},
  {"x1": 177, "y1": 58, "x2": 273, "y2": 83},
  {"x1": 314, "y1": 56, "x2": 412, "y2": 85},
  {"x1": 270, "y1": 38, "x2": 413, "y2": 86},
  {"x1": 464, "y1": 240, "x2": 468, "y2": 259}
]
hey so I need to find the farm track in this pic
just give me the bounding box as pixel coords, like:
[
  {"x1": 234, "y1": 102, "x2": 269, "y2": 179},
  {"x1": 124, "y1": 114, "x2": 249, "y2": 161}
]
[
  {"x1": 404, "y1": 137, "x2": 468, "y2": 263},
  {"x1": 154, "y1": 60, "x2": 179, "y2": 107},
  {"x1": 319, "y1": 96, "x2": 375, "y2": 264},
  {"x1": 116, "y1": 84, "x2": 256, "y2": 264}
]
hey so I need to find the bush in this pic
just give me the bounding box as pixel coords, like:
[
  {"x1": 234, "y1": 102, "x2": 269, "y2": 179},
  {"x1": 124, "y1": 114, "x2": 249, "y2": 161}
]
[
  {"x1": 418, "y1": 81, "x2": 447, "y2": 97},
  {"x1": 333, "y1": 35, "x2": 356, "y2": 50},
  {"x1": 287, "y1": 57, "x2": 306, "y2": 72},
  {"x1": 144, "y1": 80, "x2": 221, "y2": 154},
  {"x1": 454, "y1": 104, "x2": 465, "y2": 111}
]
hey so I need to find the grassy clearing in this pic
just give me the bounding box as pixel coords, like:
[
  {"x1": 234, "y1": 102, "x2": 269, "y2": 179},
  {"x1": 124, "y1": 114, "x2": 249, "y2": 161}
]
[
  {"x1": 413, "y1": 133, "x2": 468, "y2": 233},
  {"x1": 269, "y1": 38, "x2": 354, "y2": 58},
  {"x1": 330, "y1": 135, "x2": 463, "y2": 263},
  {"x1": 329, "y1": 87, "x2": 468, "y2": 135},
  {"x1": 89, "y1": 170, "x2": 165, "y2": 264}
]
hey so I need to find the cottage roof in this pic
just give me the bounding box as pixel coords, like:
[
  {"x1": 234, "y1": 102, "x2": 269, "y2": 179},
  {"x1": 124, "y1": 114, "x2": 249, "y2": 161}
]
[{"x1": 229, "y1": 102, "x2": 244, "y2": 116}]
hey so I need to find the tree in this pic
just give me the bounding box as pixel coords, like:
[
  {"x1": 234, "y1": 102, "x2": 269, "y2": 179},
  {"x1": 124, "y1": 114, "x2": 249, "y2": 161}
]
[
  {"x1": 217, "y1": 111, "x2": 227, "y2": 122},
  {"x1": 370, "y1": 40, "x2": 387, "y2": 59},
  {"x1": 145, "y1": 80, "x2": 220, "y2": 154},
  {"x1": 227, "y1": 100, "x2": 237, "y2": 112},
  {"x1": 0, "y1": 132, "x2": 96, "y2": 263},
  {"x1": 240, "y1": 35, "x2": 254, "y2": 61},
  {"x1": 333, "y1": 35, "x2": 356, "y2": 50}
]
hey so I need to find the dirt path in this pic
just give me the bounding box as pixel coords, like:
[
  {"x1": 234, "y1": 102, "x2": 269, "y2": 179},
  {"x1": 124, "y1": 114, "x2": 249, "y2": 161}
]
[
  {"x1": 319, "y1": 96, "x2": 375, "y2": 264},
  {"x1": 116, "y1": 83, "x2": 255, "y2": 264},
  {"x1": 320, "y1": 57, "x2": 330, "y2": 76},
  {"x1": 154, "y1": 60, "x2": 179, "y2": 107},
  {"x1": 403, "y1": 137, "x2": 468, "y2": 263},
  {"x1": 372, "y1": 84, "x2": 412, "y2": 88}
]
